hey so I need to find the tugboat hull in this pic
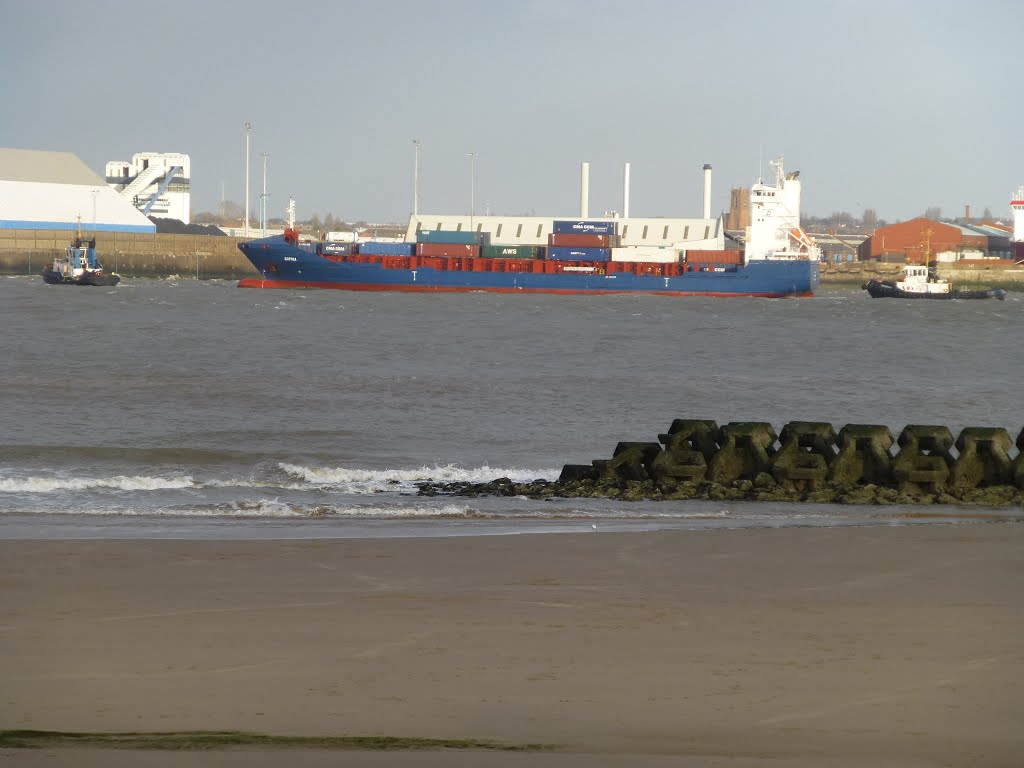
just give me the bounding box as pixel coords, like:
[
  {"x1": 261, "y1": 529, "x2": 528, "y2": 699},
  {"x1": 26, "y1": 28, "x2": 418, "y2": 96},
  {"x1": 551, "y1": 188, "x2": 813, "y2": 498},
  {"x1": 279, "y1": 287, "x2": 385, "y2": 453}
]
[
  {"x1": 42, "y1": 269, "x2": 120, "y2": 287},
  {"x1": 862, "y1": 279, "x2": 1005, "y2": 300}
]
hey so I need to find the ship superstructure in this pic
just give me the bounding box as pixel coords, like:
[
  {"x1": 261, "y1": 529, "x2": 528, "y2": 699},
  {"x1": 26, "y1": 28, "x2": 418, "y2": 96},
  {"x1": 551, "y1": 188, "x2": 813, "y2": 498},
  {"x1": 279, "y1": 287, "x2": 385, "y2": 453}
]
[{"x1": 744, "y1": 157, "x2": 821, "y2": 262}]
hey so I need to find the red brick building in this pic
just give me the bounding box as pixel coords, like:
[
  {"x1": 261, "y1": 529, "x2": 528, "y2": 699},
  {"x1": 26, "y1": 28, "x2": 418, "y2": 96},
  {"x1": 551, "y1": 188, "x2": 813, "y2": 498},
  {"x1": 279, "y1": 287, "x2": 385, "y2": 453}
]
[{"x1": 857, "y1": 217, "x2": 1011, "y2": 263}]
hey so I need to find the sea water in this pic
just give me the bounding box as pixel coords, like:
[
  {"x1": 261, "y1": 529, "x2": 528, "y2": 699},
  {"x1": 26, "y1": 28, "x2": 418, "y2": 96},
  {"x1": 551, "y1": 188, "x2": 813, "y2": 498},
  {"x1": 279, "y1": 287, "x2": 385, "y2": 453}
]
[{"x1": 1, "y1": 276, "x2": 1021, "y2": 539}]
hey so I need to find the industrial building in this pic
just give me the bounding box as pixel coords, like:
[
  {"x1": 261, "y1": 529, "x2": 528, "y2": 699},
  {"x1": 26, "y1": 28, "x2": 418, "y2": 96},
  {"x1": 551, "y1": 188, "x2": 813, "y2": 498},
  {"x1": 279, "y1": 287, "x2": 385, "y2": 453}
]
[
  {"x1": 857, "y1": 217, "x2": 1015, "y2": 264},
  {"x1": 0, "y1": 148, "x2": 155, "y2": 233},
  {"x1": 106, "y1": 152, "x2": 191, "y2": 223}
]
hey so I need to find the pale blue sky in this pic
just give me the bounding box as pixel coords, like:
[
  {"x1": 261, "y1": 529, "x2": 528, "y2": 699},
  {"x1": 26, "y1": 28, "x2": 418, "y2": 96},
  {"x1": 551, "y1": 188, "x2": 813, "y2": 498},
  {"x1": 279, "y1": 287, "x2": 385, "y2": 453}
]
[{"x1": 2, "y1": 0, "x2": 1021, "y2": 223}]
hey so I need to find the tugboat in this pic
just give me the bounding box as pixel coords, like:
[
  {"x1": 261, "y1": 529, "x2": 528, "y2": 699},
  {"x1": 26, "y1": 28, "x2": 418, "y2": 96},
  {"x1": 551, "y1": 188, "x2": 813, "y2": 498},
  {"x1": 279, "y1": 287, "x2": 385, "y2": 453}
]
[
  {"x1": 862, "y1": 264, "x2": 1005, "y2": 300},
  {"x1": 42, "y1": 226, "x2": 120, "y2": 286},
  {"x1": 862, "y1": 228, "x2": 1005, "y2": 300}
]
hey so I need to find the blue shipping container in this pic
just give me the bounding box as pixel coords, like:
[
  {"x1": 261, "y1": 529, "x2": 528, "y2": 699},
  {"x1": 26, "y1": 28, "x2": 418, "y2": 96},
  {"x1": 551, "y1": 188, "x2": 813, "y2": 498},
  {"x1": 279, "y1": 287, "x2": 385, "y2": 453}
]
[
  {"x1": 552, "y1": 220, "x2": 618, "y2": 235},
  {"x1": 357, "y1": 242, "x2": 415, "y2": 256},
  {"x1": 416, "y1": 230, "x2": 491, "y2": 245},
  {"x1": 546, "y1": 246, "x2": 611, "y2": 262}
]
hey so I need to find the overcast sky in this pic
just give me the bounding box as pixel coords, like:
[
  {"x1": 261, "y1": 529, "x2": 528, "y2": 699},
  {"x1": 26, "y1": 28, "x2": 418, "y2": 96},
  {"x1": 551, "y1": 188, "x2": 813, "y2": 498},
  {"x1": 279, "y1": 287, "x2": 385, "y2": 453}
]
[{"x1": 2, "y1": 0, "x2": 1021, "y2": 224}]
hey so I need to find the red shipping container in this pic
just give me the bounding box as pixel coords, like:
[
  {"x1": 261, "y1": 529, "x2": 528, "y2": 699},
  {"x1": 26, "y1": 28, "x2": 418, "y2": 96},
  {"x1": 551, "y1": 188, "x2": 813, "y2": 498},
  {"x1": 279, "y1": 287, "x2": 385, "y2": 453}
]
[
  {"x1": 684, "y1": 249, "x2": 742, "y2": 265},
  {"x1": 548, "y1": 233, "x2": 615, "y2": 248},
  {"x1": 416, "y1": 242, "x2": 480, "y2": 258}
]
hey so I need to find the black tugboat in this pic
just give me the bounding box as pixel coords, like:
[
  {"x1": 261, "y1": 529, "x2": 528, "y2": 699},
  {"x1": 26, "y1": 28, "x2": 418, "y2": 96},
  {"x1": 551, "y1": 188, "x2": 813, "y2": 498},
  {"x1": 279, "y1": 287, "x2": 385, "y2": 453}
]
[
  {"x1": 42, "y1": 229, "x2": 120, "y2": 286},
  {"x1": 862, "y1": 264, "x2": 1005, "y2": 300}
]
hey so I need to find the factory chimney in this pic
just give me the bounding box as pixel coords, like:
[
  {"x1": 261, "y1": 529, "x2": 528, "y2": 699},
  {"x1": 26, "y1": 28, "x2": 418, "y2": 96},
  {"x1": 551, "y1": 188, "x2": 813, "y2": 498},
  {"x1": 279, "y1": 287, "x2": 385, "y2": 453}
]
[
  {"x1": 623, "y1": 162, "x2": 631, "y2": 219},
  {"x1": 965, "y1": 204, "x2": 971, "y2": 224},
  {"x1": 580, "y1": 162, "x2": 590, "y2": 218},
  {"x1": 702, "y1": 164, "x2": 712, "y2": 219}
]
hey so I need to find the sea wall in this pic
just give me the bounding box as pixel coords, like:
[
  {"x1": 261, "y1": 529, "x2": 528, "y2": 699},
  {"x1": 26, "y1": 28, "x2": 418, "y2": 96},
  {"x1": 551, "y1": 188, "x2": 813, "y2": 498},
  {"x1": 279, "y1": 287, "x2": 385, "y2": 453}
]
[
  {"x1": 0, "y1": 230, "x2": 258, "y2": 279},
  {"x1": 821, "y1": 261, "x2": 1024, "y2": 287}
]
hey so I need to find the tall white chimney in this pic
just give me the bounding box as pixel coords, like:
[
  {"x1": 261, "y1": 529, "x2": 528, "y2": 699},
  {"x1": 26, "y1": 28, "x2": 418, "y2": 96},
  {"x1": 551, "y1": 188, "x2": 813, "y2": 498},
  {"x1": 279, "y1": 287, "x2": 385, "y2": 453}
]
[
  {"x1": 623, "y1": 162, "x2": 631, "y2": 219},
  {"x1": 580, "y1": 162, "x2": 590, "y2": 218},
  {"x1": 702, "y1": 163, "x2": 712, "y2": 219}
]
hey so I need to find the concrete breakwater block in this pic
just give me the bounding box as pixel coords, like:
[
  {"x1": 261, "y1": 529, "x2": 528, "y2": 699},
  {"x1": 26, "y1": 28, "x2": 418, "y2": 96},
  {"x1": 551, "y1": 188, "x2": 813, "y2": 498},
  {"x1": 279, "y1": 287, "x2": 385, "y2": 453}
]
[{"x1": 557, "y1": 421, "x2": 1024, "y2": 496}]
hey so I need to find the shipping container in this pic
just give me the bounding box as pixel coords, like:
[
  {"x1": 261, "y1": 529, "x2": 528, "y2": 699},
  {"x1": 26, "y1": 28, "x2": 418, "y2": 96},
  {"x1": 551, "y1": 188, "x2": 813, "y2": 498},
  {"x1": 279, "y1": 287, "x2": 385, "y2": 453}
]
[
  {"x1": 683, "y1": 249, "x2": 742, "y2": 265},
  {"x1": 480, "y1": 244, "x2": 542, "y2": 259},
  {"x1": 319, "y1": 242, "x2": 354, "y2": 256},
  {"x1": 552, "y1": 220, "x2": 618, "y2": 235},
  {"x1": 610, "y1": 247, "x2": 680, "y2": 263},
  {"x1": 416, "y1": 229, "x2": 491, "y2": 246},
  {"x1": 357, "y1": 242, "x2": 416, "y2": 256},
  {"x1": 416, "y1": 242, "x2": 480, "y2": 258},
  {"x1": 546, "y1": 246, "x2": 611, "y2": 262},
  {"x1": 325, "y1": 231, "x2": 357, "y2": 243},
  {"x1": 548, "y1": 233, "x2": 617, "y2": 248}
]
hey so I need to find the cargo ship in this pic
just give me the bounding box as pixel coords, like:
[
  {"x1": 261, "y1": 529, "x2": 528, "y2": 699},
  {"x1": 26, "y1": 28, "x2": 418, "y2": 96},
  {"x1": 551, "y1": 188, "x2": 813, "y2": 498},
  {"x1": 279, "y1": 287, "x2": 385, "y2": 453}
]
[{"x1": 238, "y1": 157, "x2": 821, "y2": 297}]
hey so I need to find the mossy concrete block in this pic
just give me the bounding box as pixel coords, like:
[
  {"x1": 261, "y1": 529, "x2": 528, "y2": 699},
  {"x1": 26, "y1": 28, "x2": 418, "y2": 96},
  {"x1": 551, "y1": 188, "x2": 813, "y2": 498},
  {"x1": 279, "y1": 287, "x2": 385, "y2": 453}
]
[
  {"x1": 559, "y1": 464, "x2": 599, "y2": 482},
  {"x1": 707, "y1": 422, "x2": 777, "y2": 484},
  {"x1": 650, "y1": 450, "x2": 708, "y2": 484},
  {"x1": 658, "y1": 419, "x2": 720, "y2": 460},
  {"x1": 599, "y1": 441, "x2": 662, "y2": 482},
  {"x1": 1014, "y1": 428, "x2": 1024, "y2": 489},
  {"x1": 771, "y1": 421, "x2": 836, "y2": 491},
  {"x1": 892, "y1": 425, "x2": 954, "y2": 495},
  {"x1": 830, "y1": 424, "x2": 893, "y2": 486},
  {"x1": 950, "y1": 427, "x2": 1014, "y2": 490}
]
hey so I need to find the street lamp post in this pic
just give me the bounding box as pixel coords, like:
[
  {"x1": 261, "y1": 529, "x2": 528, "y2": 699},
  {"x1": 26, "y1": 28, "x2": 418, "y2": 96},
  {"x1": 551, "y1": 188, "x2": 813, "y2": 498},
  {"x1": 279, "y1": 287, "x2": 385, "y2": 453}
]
[
  {"x1": 412, "y1": 139, "x2": 421, "y2": 217},
  {"x1": 260, "y1": 152, "x2": 270, "y2": 237},
  {"x1": 244, "y1": 121, "x2": 252, "y2": 236},
  {"x1": 467, "y1": 152, "x2": 478, "y2": 231}
]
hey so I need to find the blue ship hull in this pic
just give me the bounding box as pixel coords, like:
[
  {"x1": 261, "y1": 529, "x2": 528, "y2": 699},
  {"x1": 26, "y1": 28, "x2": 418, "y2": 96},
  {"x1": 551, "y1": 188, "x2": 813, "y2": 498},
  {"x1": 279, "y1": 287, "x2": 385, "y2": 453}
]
[{"x1": 238, "y1": 236, "x2": 819, "y2": 297}]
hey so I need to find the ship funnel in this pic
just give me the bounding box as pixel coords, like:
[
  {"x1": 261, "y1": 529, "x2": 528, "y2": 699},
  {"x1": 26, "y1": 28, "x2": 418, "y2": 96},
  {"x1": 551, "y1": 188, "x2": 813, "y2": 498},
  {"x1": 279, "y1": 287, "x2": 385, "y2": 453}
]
[
  {"x1": 702, "y1": 163, "x2": 712, "y2": 219},
  {"x1": 580, "y1": 162, "x2": 590, "y2": 218},
  {"x1": 623, "y1": 162, "x2": 631, "y2": 219}
]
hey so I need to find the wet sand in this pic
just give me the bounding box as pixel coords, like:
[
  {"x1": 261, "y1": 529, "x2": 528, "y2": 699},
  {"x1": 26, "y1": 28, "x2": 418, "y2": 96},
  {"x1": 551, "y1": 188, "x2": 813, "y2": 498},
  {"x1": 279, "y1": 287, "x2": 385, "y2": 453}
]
[{"x1": 2, "y1": 523, "x2": 1022, "y2": 767}]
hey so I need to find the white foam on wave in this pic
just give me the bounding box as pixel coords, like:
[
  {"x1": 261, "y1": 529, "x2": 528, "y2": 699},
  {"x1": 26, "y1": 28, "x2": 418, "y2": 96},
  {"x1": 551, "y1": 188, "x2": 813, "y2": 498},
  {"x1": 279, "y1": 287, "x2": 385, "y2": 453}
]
[
  {"x1": 277, "y1": 463, "x2": 559, "y2": 493},
  {"x1": 221, "y1": 500, "x2": 479, "y2": 519},
  {"x1": 0, "y1": 475, "x2": 197, "y2": 493}
]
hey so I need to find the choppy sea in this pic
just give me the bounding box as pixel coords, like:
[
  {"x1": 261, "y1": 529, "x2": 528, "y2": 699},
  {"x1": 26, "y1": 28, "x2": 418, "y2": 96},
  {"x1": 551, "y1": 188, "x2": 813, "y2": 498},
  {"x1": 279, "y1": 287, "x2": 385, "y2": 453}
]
[{"x1": 2, "y1": 276, "x2": 1021, "y2": 540}]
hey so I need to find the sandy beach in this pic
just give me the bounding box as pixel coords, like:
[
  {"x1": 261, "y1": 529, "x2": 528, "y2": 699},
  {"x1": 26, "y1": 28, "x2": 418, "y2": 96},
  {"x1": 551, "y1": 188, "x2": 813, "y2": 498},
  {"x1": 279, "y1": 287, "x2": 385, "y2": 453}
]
[{"x1": 2, "y1": 523, "x2": 1022, "y2": 767}]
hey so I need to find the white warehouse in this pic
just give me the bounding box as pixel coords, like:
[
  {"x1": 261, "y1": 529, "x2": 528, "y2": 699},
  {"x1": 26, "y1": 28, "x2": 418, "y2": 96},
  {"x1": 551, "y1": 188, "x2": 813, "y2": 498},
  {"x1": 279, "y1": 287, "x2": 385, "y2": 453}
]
[
  {"x1": 106, "y1": 152, "x2": 191, "y2": 224},
  {"x1": 0, "y1": 148, "x2": 156, "y2": 233}
]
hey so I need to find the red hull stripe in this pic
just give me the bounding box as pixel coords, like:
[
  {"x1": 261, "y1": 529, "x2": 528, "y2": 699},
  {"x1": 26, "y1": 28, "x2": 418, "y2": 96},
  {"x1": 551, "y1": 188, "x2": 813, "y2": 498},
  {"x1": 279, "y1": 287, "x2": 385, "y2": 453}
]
[{"x1": 237, "y1": 278, "x2": 811, "y2": 298}]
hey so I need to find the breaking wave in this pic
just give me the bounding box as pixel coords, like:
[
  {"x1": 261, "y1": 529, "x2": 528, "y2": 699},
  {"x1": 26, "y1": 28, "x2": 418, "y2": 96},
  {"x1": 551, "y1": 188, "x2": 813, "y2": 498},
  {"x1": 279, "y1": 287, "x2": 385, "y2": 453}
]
[
  {"x1": 276, "y1": 463, "x2": 560, "y2": 493},
  {"x1": 0, "y1": 464, "x2": 559, "y2": 496},
  {"x1": 0, "y1": 475, "x2": 198, "y2": 493}
]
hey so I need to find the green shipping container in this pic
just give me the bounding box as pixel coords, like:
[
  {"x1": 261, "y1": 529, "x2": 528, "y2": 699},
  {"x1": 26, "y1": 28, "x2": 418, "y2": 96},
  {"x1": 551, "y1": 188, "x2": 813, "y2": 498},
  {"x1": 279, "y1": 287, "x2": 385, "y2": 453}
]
[
  {"x1": 480, "y1": 244, "x2": 542, "y2": 259},
  {"x1": 416, "y1": 229, "x2": 490, "y2": 245}
]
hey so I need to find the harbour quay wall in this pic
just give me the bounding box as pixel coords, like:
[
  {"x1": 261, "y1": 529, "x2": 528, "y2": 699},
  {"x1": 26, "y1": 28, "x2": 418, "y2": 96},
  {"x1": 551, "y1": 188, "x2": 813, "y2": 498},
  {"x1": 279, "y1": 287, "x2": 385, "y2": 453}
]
[
  {"x1": 821, "y1": 260, "x2": 1024, "y2": 287},
  {"x1": 0, "y1": 230, "x2": 259, "y2": 279}
]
